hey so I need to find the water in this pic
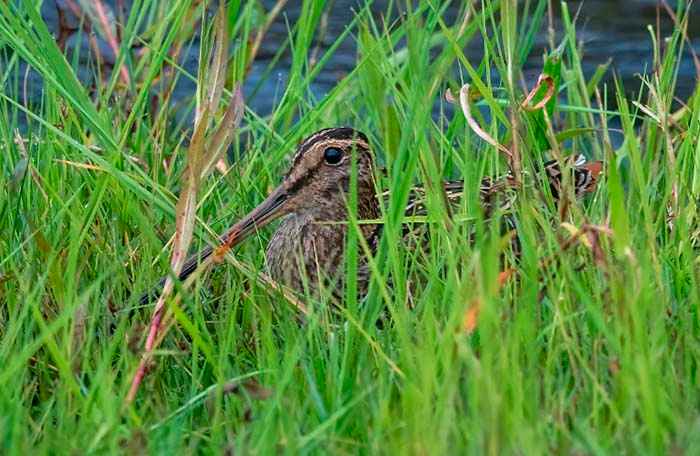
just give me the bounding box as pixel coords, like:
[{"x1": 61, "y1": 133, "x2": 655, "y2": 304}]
[
  {"x1": 250, "y1": 0, "x2": 700, "y2": 113},
  {"x1": 7, "y1": 1, "x2": 700, "y2": 123}
]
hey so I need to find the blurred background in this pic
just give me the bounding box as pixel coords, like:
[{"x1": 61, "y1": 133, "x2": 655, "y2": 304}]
[{"x1": 10, "y1": 0, "x2": 699, "y2": 122}]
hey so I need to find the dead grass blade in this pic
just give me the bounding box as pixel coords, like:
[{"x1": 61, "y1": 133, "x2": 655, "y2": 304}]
[
  {"x1": 200, "y1": 85, "x2": 244, "y2": 180},
  {"x1": 126, "y1": 5, "x2": 244, "y2": 404},
  {"x1": 127, "y1": 107, "x2": 211, "y2": 403},
  {"x1": 456, "y1": 83, "x2": 513, "y2": 159},
  {"x1": 205, "y1": 7, "x2": 229, "y2": 118}
]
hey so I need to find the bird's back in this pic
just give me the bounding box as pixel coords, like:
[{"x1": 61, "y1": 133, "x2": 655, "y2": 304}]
[{"x1": 264, "y1": 156, "x2": 601, "y2": 300}]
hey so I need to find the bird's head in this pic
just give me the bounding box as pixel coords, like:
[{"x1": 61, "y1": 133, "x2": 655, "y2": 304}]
[
  {"x1": 220, "y1": 127, "x2": 376, "y2": 246},
  {"x1": 281, "y1": 127, "x2": 375, "y2": 212}
]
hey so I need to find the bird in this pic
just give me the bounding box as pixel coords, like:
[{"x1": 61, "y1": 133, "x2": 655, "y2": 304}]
[{"x1": 142, "y1": 127, "x2": 601, "y2": 303}]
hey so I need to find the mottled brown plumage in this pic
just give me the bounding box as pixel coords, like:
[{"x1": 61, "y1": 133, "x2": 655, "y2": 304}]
[
  {"x1": 143, "y1": 127, "x2": 601, "y2": 303},
  {"x1": 263, "y1": 128, "x2": 379, "y2": 297}
]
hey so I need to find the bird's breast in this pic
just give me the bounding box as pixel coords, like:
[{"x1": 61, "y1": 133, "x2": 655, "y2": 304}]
[{"x1": 265, "y1": 213, "x2": 349, "y2": 297}]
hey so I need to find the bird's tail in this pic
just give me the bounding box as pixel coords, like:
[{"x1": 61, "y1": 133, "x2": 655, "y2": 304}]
[{"x1": 541, "y1": 155, "x2": 603, "y2": 199}]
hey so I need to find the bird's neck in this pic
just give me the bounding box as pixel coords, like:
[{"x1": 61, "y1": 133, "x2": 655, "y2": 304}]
[{"x1": 297, "y1": 187, "x2": 379, "y2": 223}]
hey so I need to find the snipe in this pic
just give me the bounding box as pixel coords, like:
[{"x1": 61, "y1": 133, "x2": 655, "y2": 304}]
[{"x1": 144, "y1": 127, "x2": 601, "y2": 302}]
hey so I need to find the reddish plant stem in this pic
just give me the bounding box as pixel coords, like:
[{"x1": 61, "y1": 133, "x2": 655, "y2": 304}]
[{"x1": 92, "y1": 0, "x2": 131, "y2": 86}]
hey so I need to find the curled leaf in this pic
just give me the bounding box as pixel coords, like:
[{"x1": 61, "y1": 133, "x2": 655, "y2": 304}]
[
  {"x1": 521, "y1": 74, "x2": 554, "y2": 112},
  {"x1": 457, "y1": 84, "x2": 512, "y2": 159}
]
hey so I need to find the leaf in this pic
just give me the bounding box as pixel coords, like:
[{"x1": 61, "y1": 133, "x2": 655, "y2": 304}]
[
  {"x1": 521, "y1": 75, "x2": 555, "y2": 112},
  {"x1": 454, "y1": 83, "x2": 512, "y2": 159},
  {"x1": 554, "y1": 128, "x2": 597, "y2": 143},
  {"x1": 463, "y1": 299, "x2": 481, "y2": 334},
  {"x1": 463, "y1": 269, "x2": 514, "y2": 335},
  {"x1": 200, "y1": 85, "x2": 245, "y2": 180},
  {"x1": 206, "y1": 3, "x2": 230, "y2": 116},
  {"x1": 586, "y1": 59, "x2": 612, "y2": 98},
  {"x1": 523, "y1": 53, "x2": 562, "y2": 153},
  {"x1": 608, "y1": 154, "x2": 630, "y2": 251},
  {"x1": 9, "y1": 157, "x2": 28, "y2": 191}
]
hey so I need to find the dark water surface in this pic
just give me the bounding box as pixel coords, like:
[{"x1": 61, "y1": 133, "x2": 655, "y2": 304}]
[
  {"x1": 251, "y1": 0, "x2": 700, "y2": 110},
  {"x1": 9, "y1": 1, "x2": 700, "y2": 121}
]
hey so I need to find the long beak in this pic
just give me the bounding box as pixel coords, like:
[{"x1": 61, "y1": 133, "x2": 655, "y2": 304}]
[
  {"x1": 216, "y1": 185, "x2": 289, "y2": 251},
  {"x1": 140, "y1": 185, "x2": 289, "y2": 305}
]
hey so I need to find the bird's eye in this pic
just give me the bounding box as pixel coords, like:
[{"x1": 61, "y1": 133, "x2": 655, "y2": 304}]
[{"x1": 323, "y1": 147, "x2": 343, "y2": 165}]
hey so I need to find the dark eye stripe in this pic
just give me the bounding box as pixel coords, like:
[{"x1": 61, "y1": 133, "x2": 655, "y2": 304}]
[{"x1": 286, "y1": 168, "x2": 316, "y2": 195}]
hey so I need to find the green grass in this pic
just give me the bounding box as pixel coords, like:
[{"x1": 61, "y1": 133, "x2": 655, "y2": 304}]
[{"x1": 1, "y1": 0, "x2": 700, "y2": 453}]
